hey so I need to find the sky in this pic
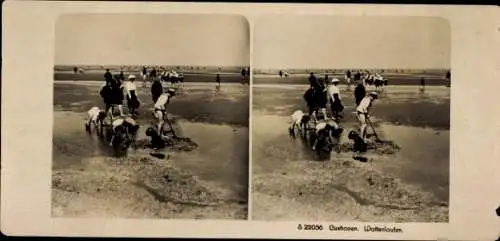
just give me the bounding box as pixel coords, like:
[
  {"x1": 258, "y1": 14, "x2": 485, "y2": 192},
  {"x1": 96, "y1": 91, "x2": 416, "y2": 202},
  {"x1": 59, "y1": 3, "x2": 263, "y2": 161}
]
[
  {"x1": 253, "y1": 16, "x2": 450, "y2": 69},
  {"x1": 55, "y1": 14, "x2": 250, "y2": 66}
]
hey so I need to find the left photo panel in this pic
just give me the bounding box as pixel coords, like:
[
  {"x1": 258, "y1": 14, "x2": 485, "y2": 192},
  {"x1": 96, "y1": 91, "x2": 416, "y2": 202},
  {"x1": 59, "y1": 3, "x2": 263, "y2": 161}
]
[{"x1": 52, "y1": 14, "x2": 250, "y2": 219}]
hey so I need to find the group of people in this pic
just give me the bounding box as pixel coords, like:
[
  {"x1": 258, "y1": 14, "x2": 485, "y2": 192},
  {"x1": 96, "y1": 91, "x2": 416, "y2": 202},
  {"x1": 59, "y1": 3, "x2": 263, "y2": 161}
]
[
  {"x1": 140, "y1": 66, "x2": 184, "y2": 88},
  {"x1": 86, "y1": 68, "x2": 178, "y2": 150},
  {"x1": 346, "y1": 70, "x2": 387, "y2": 91},
  {"x1": 291, "y1": 71, "x2": 380, "y2": 152},
  {"x1": 278, "y1": 70, "x2": 290, "y2": 78}
]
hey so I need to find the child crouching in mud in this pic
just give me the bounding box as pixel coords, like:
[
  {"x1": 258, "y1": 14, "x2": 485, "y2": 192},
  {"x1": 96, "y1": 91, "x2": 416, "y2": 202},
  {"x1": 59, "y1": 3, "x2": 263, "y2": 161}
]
[
  {"x1": 312, "y1": 118, "x2": 343, "y2": 152},
  {"x1": 109, "y1": 114, "x2": 140, "y2": 149},
  {"x1": 289, "y1": 110, "x2": 311, "y2": 138},
  {"x1": 85, "y1": 106, "x2": 107, "y2": 135}
]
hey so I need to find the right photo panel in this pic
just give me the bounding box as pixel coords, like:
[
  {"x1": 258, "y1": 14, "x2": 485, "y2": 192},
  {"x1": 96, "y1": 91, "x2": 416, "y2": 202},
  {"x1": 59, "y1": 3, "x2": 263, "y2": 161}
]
[{"x1": 251, "y1": 15, "x2": 451, "y2": 222}]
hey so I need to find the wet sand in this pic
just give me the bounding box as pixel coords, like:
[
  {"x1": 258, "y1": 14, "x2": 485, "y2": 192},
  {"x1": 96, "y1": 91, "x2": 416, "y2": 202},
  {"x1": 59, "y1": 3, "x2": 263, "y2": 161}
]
[
  {"x1": 251, "y1": 83, "x2": 449, "y2": 222},
  {"x1": 52, "y1": 81, "x2": 249, "y2": 219}
]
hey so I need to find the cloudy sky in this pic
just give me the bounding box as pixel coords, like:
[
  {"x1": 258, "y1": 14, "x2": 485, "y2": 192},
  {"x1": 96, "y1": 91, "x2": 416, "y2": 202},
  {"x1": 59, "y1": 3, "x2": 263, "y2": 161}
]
[
  {"x1": 253, "y1": 16, "x2": 450, "y2": 69},
  {"x1": 55, "y1": 14, "x2": 250, "y2": 66}
]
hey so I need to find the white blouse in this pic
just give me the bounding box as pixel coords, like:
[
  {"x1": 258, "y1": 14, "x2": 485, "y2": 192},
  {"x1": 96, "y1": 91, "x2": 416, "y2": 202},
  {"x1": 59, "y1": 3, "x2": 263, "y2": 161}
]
[{"x1": 122, "y1": 81, "x2": 137, "y2": 98}]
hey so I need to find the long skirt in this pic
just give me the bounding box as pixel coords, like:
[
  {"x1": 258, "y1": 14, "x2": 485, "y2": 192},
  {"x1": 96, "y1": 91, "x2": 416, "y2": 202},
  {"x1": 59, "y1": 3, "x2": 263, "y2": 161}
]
[{"x1": 127, "y1": 90, "x2": 140, "y2": 109}]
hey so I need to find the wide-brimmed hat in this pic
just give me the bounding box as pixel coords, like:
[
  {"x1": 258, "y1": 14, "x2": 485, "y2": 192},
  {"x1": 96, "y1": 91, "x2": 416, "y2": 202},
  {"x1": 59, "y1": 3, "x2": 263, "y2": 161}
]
[
  {"x1": 369, "y1": 92, "x2": 379, "y2": 98},
  {"x1": 128, "y1": 74, "x2": 136, "y2": 80},
  {"x1": 331, "y1": 78, "x2": 340, "y2": 83},
  {"x1": 166, "y1": 88, "x2": 176, "y2": 95}
]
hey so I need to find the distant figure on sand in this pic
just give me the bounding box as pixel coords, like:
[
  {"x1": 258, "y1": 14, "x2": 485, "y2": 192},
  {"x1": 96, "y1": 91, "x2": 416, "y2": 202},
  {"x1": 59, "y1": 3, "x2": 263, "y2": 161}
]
[
  {"x1": 73, "y1": 66, "x2": 78, "y2": 81},
  {"x1": 241, "y1": 68, "x2": 248, "y2": 84},
  {"x1": 119, "y1": 70, "x2": 125, "y2": 82},
  {"x1": 345, "y1": 70, "x2": 352, "y2": 89},
  {"x1": 446, "y1": 71, "x2": 451, "y2": 87},
  {"x1": 420, "y1": 77, "x2": 426, "y2": 92},
  {"x1": 216, "y1": 74, "x2": 221, "y2": 87},
  {"x1": 279, "y1": 70, "x2": 283, "y2": 78}
]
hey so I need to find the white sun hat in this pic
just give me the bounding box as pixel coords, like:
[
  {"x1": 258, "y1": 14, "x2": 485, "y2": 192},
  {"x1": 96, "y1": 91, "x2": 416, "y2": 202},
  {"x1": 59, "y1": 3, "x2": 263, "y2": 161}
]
[
  {"x1": 331, "y1": 78, "x2": 340, "y2": 83},
  {"x1": 128, "y1": 74, "x2": 136, "y2": 80}
]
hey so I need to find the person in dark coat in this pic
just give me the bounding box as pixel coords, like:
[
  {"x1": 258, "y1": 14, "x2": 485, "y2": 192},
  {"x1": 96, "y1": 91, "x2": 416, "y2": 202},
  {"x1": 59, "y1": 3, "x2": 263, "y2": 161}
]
[
  {"x1": 354, "y1": 71, "x2": 361, "y2": 83},
  {"x1": 279, "y1": 70, "x2": 283, "y2": 78},
  {"x1": 308, "y1": 72, "x2": 317, "y2": 88},
  {"x1": 99, "y1": 81, "x2": 113, "y2": 116},
  {"x1": 241, "y1": 68, "x2": 247, "y2": 84},
  {"x1": 104, "y1": 69, "x2": 113, "y2": 84},
  {"x1": 151, "y1": 79, "x2": 164, "y2": 104},
  {"x1": 315, "y1": 79, "x2": 328, "y2": 120},
  {"x1": 150, "y1": 68, "x2": 157, "y2": 81},
  {"x1": 354, "y1": 81, "x2": 366, "y2": 106},
  {"x1": 110, "y1": 78, "x2": 124, "y2": 118},
  {"x1": 119, "y1": 70, "x2": 125, "y2": 82},
  {"x1": 303, "y1": 87, "x2": 317, "y2": 117}
]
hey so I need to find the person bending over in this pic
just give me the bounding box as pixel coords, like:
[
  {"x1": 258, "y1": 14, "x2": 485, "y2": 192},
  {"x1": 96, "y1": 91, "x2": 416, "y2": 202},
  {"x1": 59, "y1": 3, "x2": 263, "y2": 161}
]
[
  {"x1": 85, "y1": 106, "x2": 107, "y2": 135},
  {"x1": 153, "y1": 88, "x2": 177, "y2": 137},
  {"x1": 109, "y1": 115, "x2": 140, "y2": 147},
  {"x1": 289, "y1": 110, "x2": 311, "y2": 137},
  {"x1": 312, "y1": 118, "x2": 343, "y2": 151},
  {"x1": 356, "y1": 92, "x2": 378, "y2": 143}
]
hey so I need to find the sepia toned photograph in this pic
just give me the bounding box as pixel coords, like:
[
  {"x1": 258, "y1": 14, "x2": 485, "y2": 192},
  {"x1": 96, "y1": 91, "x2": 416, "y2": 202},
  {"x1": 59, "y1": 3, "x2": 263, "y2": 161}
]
[
  {"x1": 52, "y1": 14, "x2": 250, "y2": 219},
  {"x1": 252, "y1": 16, "x2": 450, "y2": 222}
]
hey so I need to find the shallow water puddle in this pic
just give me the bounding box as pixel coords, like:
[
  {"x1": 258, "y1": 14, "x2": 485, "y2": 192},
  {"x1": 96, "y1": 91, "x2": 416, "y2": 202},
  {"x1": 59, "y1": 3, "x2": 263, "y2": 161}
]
[{"x1": 252, "y1": 112, "x2": 449, "y2": 203}]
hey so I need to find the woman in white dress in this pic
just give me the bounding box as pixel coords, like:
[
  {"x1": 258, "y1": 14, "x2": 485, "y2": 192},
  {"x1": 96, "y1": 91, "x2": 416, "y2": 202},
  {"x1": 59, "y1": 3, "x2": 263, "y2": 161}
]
[{"x1": 123, "y1": 75, "x2": 141, "y2": 116}]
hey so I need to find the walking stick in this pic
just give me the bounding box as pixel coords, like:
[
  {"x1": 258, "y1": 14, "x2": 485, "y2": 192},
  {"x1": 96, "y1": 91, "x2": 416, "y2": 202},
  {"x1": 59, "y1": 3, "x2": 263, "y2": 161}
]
[{"x1": 365, "y1": 115, "x2": 383, "y2": 143}]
